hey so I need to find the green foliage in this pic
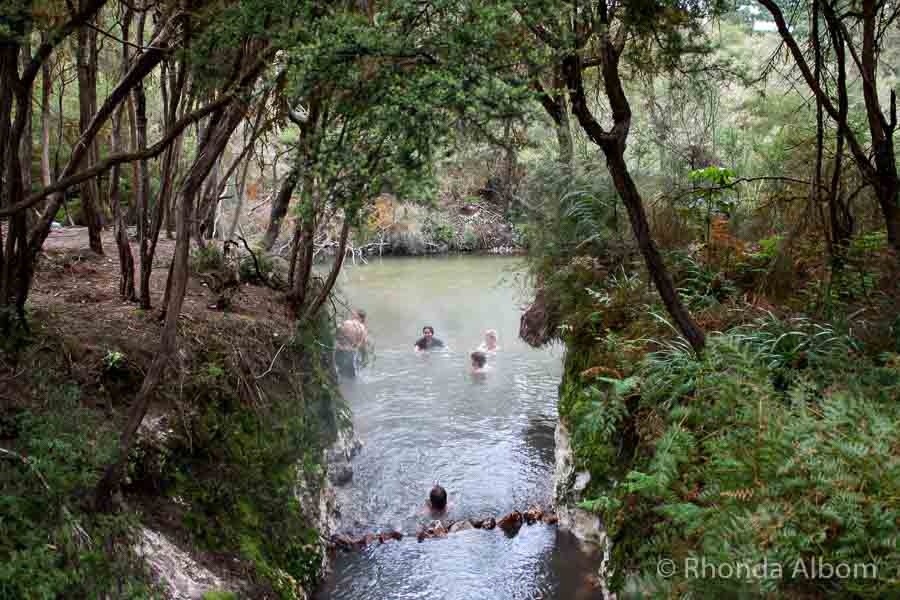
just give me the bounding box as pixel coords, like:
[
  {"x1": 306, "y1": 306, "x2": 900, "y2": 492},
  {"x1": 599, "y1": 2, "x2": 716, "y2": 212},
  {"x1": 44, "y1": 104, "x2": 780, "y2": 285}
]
[
  {"x1": 190, "y1": 245, "x2": 226, "y2": 274},
  {"x1": 239, "y1": 253, "x2": 274, "y2": 285},
  {"x1": 432, "y1": 222, "x2": 456, "y2": 246},
  {"x1": 164, "y1": 316, "x2": 342, "y2": 599},
  {"x1": 669, "y1": 251, "x2": 737, "y2": 309},
  {"x1": 0, "y1": 400, "x2": 157, "y2": 599},
  {"x1": 569, "y1": 326, "x2": 900, "y2": 598},
  {"x1": 104, "y1": 350, "x2": 126, "y2": 371},
  {"x1": 202, "y1": 592, "x2": 238, "y2": 600},
  {"x1": 462, "y1": 225, "x2": 478, "y2": 250}
]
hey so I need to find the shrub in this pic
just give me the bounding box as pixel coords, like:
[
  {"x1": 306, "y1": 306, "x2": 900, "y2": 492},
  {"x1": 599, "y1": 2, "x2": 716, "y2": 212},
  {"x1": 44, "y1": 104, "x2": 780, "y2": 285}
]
[
  {"x1": 239, "y1": 252, "x2": 274, "y2": 284},
  {"x1": 0, "y1": 400, "x2": 157, "y2": 599},
  {"x1": 574, "y1": 332, "x2": 900, "y2": 598},
  {"x1": 190, "y1": 245, "x2": 226, "y2": 274}
]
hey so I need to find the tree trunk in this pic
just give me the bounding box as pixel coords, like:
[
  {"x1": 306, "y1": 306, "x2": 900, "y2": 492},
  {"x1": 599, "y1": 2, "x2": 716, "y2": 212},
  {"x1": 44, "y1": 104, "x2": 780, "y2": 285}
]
[
  {"x1": 762, "y1": 0, "x2": 900, "y2": 254},
  {"x1": 109, "y1": 103, "x2": 137, "y2": 301},
  {"x1": 39, "y1": 34, "x2": 53, "y2": 192},
  {"x1": 95, "y1": 43, "x2": 272, "y2": 510},
  {"x1": 76, "y1": 11, "x2": 104, "y2": 254},
  {"x1": 561, "y1": 45, "x2": 705, "y2": 353},
  {"x1": 305, "y1": 217, "x2": 351, "y2": 319},
  {"x1": 19, "y1": 33, "x2": 33, "y2": 226},
  {"x1": 140, "y1": 54, "x2": 188, "y2": 309},
  {"x1": 262, "y1": 156, "x2": 303, "y2": 250},
  {"x1": 111, "y1": 10, "x2": 136, "y2": 300},
  {"x1": 605, "y1": 151, "x2": 706, "y2": 351}
]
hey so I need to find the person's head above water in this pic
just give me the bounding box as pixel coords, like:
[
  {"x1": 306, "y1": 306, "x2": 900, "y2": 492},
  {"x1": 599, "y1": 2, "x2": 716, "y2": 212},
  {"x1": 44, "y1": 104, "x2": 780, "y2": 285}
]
[
  {"x1": 354, "y1": 308, "x2": 367, "y2": 323},
  {"x1": 471, "y1": 351, "x2": 487, "y2": 369},
  {"x1": 423, "y1": 326, "x2": 435, "y2": 337},
  {"x1": 483, "y1": 329, "x2": 498, "y2": 348},
  {"x1": 429, "y1": 485, "x2": 447, "y2": 510}
]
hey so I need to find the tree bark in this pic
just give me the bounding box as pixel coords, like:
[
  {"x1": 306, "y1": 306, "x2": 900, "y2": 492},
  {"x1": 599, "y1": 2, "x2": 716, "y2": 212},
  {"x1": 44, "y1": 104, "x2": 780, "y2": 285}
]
[
  {"x1": 761, "y1": 0, "x2": 900, "y2": 252},
  {"x1": 305, "y1": 218, "x2": 351, "y2": 319},
  {"x1": 262, "y1": 156, "x2": 303, "y2": 250},
  {"x1": 76, "y1": 7, "x2": 104, "y2": 254},
  {"x1": 111, "y1": 9, "x2": 136, "y2": 300},
  {"x1": 561, "y1": 44, "x2": 705, "y2": 352},
  {"x1": 19, "y1": 32, "x2": 33, "y2": 227},
  {"x1": 95, "y1": 41, "x2": 273, "y2": 511}
]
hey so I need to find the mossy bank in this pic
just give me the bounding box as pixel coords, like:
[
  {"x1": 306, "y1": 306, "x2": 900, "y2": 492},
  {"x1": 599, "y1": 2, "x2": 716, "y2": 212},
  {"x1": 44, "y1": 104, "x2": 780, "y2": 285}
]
[{"x1": 1, "y1": 237, "x2": 348, "y2": 600}]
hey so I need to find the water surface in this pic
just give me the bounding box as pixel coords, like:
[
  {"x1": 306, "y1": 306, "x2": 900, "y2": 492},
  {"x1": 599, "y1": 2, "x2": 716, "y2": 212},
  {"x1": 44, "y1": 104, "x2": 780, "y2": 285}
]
[{"x1": 319, "y1": 255, "x2": 599, "y2": 600}]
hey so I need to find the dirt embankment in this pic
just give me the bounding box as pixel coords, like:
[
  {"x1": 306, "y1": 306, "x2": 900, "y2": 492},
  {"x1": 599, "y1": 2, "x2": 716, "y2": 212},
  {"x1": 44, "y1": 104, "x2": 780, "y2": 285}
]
[
  {"x1": 359, "y1": 196, "x2": 525, "y2": 256},
  {"x1": 3, "y1": 228, "x2": 338, "y2": 599}
]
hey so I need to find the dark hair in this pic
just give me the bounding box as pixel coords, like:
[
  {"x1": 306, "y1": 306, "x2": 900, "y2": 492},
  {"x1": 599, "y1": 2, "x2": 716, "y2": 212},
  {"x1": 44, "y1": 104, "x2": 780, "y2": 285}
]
[
  {"x1": 471, "y1": 351, "x2": 487, "y2": 368},
  {"x1": 429, "y1": 485, "x2": 447, "y2": 510},
  {"x1": 356, "y1": 309, "x2": 366, "y2": 322},
  {"x1": 423, "y1": 326, "x2": 434, "y2": 335}
]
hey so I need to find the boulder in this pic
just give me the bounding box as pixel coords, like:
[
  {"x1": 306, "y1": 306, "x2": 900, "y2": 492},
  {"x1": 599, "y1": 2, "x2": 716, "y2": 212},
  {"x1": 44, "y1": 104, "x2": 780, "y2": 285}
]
[
  {"x1": 449, "y1": 520, "x2": 474, "y2": 533},
  {"x1": 497, "y1": 511, "x2": 523, "y2": 535},
  {"x1": 524, "y1": 507, "x2": 544, "y2": 524}
]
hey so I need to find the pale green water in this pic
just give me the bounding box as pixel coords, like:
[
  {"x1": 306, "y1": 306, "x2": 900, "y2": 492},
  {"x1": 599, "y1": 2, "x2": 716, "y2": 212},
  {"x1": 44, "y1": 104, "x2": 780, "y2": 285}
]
[{"x1": 319, "y1": 255, "x2": 600, "y2": 600}]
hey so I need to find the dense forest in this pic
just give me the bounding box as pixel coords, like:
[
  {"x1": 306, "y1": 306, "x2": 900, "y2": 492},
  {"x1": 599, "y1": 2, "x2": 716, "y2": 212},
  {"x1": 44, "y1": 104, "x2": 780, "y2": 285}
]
[{"x1": 1, "y1": 0, "x2": 899, "y2": 598}]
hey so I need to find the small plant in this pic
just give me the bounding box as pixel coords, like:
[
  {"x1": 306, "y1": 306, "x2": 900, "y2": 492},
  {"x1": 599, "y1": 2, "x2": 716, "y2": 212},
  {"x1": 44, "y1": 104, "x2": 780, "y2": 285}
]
[
  {"x1": 190, "y1": 245, "x2": 226, "y2": 274},
  {"x1": 432, "y1": 222, "x2": 456, "y2": 245},
  {"x1": 462, "y1": 225, "x2": 478, "y2": 249},
  {"x1": 103, "y1": 350, "x2": 126, "y2": 371},
  {"x1": 202, "y1": 592, "x2": 238, "y2": 600},
  {"x1": 239, "y1": 252, "x2": 274, "y2": 284}
]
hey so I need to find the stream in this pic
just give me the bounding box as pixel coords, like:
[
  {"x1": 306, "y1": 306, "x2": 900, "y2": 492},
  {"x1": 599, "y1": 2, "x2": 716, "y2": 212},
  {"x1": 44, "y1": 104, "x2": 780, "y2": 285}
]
[{"x1": 317, "y1": 255, "x2": 600, "y2": 600}]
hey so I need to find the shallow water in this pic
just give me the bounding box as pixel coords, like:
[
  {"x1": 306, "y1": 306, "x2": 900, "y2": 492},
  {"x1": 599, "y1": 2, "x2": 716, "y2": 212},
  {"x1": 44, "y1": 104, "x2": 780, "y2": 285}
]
[{"x1": 318, "y1": 255, "x2": 599, "y2": 600}]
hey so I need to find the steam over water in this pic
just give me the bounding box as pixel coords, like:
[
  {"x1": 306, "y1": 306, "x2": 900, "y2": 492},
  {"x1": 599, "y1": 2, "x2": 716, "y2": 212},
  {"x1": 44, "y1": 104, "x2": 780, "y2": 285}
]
[{"x1": 318, "y1": 256, "x2": 599, "y2": 600}]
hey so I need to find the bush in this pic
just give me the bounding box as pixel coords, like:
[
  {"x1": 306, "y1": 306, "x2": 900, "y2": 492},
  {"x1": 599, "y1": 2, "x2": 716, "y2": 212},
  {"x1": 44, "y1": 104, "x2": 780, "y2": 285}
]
[
  {"x1": 163, "y1": 317, "x2": 343, "y2": 600},
  {"x1": 0, "y1": 394, "x2": 157, "y2": 599},
  {"x1": 432, "y1": 222, "x2": 455, "y2": 245},
  {"x1": 239, "y1": 252, "x2": 274, "y2": 284},
  {"x1": 190, "y1": 245, "x2": 226, "y2": 274},
  {"x1": 572, "y1": 331, "x2": 900, "y2": 598}
]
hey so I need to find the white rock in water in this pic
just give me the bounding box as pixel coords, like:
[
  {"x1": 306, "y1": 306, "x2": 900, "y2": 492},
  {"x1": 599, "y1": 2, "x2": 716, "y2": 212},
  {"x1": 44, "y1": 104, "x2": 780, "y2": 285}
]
[
  {"x1": 51, "y1": 221, "x2": 63, "y2": 229},
  {"x1": 449, "y1": 520, "x2": 474, "y2": 533}
]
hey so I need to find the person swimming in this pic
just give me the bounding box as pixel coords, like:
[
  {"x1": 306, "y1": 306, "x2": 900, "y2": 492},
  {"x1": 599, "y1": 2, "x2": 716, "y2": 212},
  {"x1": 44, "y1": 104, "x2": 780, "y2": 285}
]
[
  {"x1": 335, "y1": 309, "x2": 368, "y2": 378},
  {"x1": 414, "y1": 326, "x2": 445, "y2": 351},
  {"x1": 470, "y1": 350, "x2": 489, "y2": 374},
  {"x1": 429, "y1": 485, "x2": 447, "y2": 512},
  {"x1": 477, "y1": 329, "x2": 499, "y2": 352}
]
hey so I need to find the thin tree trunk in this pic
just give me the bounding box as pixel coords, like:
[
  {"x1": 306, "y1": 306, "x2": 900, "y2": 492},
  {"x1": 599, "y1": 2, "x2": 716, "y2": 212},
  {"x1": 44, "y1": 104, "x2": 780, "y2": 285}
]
[
  {"x1": 95, "y1": 43, "x2": 273, "y2": 511},
  {"x1": 562, "y1": 45, "x2": 705, "y2": 352},
  {"x1": 19, "y1": 32, "x2": 33, "y2": 227},
  {"x1": 140, "y1": 57, "x2": 188, "y2": 308},
  {"x1": 262, "y1": 155, "x2": 303, "y2": 250},
  {"x1": 111, "y1": 9, "x2": 136, "y2": 300},
  {"x1": 40, "y1": 35, "x2": 53, "y2": 192},
  {"x1": 76, "y1": 8, "x2": 104, "y2": 254},
  {"x1": 305, "y1": 218, "x2": 351, "y2": 319},
  {"x1": 110, "y1": 103, "x2": 136, "y2": 300},
  {"x1": 763, "y1": 0, "x2": 900, "y2": 253}
]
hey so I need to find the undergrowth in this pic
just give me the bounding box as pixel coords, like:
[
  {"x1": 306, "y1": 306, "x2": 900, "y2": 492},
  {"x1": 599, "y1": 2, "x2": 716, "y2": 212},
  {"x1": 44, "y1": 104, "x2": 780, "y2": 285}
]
[
  {"x1": 1, "y1": 307, "x2": 345, "y2": 600},
  {"x1": 0, "y1": 382, "x2": 159, "y2": 599},
  {"x1": 560, "y1": 314, "x2": 900, "y2": 598}
]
